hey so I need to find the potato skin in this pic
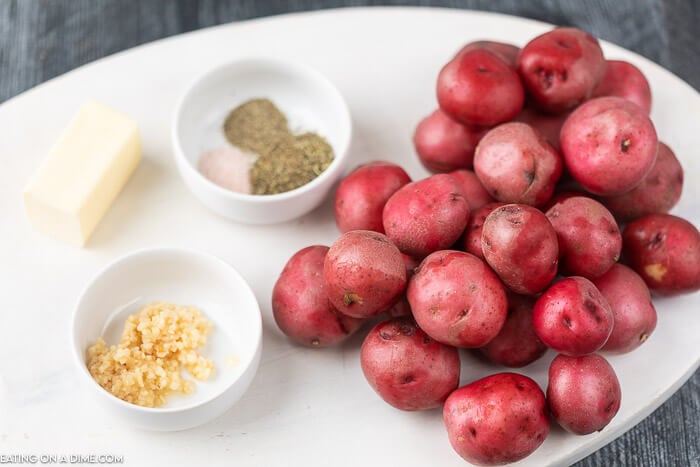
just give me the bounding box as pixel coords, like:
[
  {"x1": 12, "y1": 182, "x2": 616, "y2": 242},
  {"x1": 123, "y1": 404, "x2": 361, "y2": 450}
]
[
  {"x1": 560, "y1": 96, "x2": 658, "y2": 196},
  {"x1": 460, "y1": 202, "x2": 507, "y2": 260},
  {"x1": 449, "y1": 169, "x2": 495, "y2": 211},
  {"x1": 408, "y1": 250, "x2": 508, "y2": 348},
  {"x1": 324, "y1": 230, "x2": 407, "y2": 318},
  {"x1": 383, "y1": 174, "x2": 470, "y2": 258},
  {"x1": 480, "y1": 294, "x2": 548, "y2": 367},
  {"x1": 547, "y1": 353, "x2": 621, "y2": 435},
  {"x1": 592, "y1": 264, "x2": 657, "y2": 354},
  {"x1": 622, "y1": 214, "x2": 700, "y2": 296},
  {"x1": 334, "y1": 161, "x2": 411, "y2": 234},
  {"x1": 481, "y1": 204, "x2": 559, "y2": 295},
  {"x1": 545, "y1": 196, "x2": 622, "y2": 279},
  {"x1": 601, "y1": 142, "x2": 683, "y2": 222},
  {"x1": 474, "y1": 122, "x2": 562, "y2": 207},
  {"x1": 456, "y1": 40, "x2": 520, "y2": 67},
  {"x1": 360, "y1": 317, "x2": 460, "y2": 411},
  {"x1": 533, "y1": 276, "x2": 613, "y2": 356},
  {"x1": 413, "y1": 109, "x2": 484, "y2": 173},
  {"x1": 517, "y1": 27, "x2": 606, "y2": 113},
  {"x1": 592, "y1": 60, "x2": 652, "y2": 115},
  {"x1": 515, "y1": 106, "x2": 569, "y2": 150},
  {"x1": 443, "y1": 373, "x2": 550, "y2": 465},
  {"x1": 437, "y1": 48, "x2": 525, "y2": 127},
  {"x1": 272, "y1": 246, "x2": 364, "y2": 347}
]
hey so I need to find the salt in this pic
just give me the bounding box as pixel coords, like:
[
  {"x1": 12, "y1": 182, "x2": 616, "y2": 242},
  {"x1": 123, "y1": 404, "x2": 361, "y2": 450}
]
[{"x1": 197, "y1": 146, "x2": 255, "y2": 194}]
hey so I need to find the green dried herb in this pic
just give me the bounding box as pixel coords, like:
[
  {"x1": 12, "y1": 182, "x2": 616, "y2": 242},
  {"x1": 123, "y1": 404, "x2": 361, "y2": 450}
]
[
  {"x1": 250, "y1": 133, "x2": 334, "y2": 195},
  {"x1": 223, "y1": 98, "x2": 335, "y2": 195},
  {"x1": 223, "y1": 98, "x2": 289, "y2": 156}
]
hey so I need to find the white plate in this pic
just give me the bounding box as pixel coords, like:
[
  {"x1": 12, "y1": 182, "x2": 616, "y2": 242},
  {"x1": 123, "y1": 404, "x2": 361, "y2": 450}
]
[{"x1": 0, "y1": 7, "x2": 697, "y2": 467}]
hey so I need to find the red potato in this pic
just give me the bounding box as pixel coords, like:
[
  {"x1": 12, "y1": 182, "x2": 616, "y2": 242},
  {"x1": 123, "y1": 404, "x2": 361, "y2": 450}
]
[
  {"x1": 385, "y1": 254, "x2": 421, "y2": 319},
  {"x1": 456, "y1": 40, "x2": 520, "y2": 66},
  {"x1": 437, "y1": 48, "x2": 525, "y2": 127},
  {"x1": 547, "y1": 353, "x2": 621, "y2": 435},
  {"x1": 560, "y1": 96, "x2": 659, "y2": 196},
  {"x1": 360, "y1": 317, "x2": 460, "y2": 411},
  {"x1": 533, "y1": 276, "x2": 614, "y2": 356},
  {"x1": 324, "y1": 230, "x2": 407, "y2": 318},
  {"x1": 592, "y1": 263, "x2": 657, "y2": 354},
  {"x1": 272, "y1": 246, "x2": 364, "y2": 347},
  {"x1": 516, "y1": 106, "x2": 569, "y2": 150},
  {"x1": 545, "y1": 196, "x2": 622, "y2": 279},
  {"x1": 449, "y1": 169, "x2": 495, "y2": 210},
  {"x1": 334, "y1": 161, "x2": 411, "y2": 233},
  {"x1": 413, "y1": 109, "x2": 484, "y2": 172},
  {"x1": 593, "y1": 59, "x2": 652, "y2": 115},
  {"x1": 408, "y1": 250, "x2": 508, "y2": 348},
  {"x1": 460, "y1": 202, "x2": 507, "y2": 260},
  {"x1": 474, "y1": 122, "x2": 562, "y2": 207},
  {"x1": 517, "y1": 27, "x2": 606, "y2": 113},
  {"x1": 480, "y1": 294, "x2": 548, "y2": 367},
  {"x1": 383, "y1": 174, "x2": 470, "y2": 258},
  {"x1": 385, "y1": 296, "x2": 412, "y2": 319},
  {"x1": 601, "y1": 142, "x2": 684, "y2": 222},
  {"x1": 622, "y1": 214, "x2": 700, "y2": 296},
  {"x1": 481, "y1": 204, "x2": 559, "y2": 295},
  {"x1": 541, "y1": 190, "x2": 587, "y2": 212},
  {"x1": 443, "y1": 373, "x2": 550, "y2": 465}
]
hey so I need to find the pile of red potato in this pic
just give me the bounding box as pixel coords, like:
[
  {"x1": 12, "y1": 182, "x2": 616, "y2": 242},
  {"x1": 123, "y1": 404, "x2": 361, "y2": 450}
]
[{"x1": 271, "y1": 26, "x2": 700, "y2": 465}]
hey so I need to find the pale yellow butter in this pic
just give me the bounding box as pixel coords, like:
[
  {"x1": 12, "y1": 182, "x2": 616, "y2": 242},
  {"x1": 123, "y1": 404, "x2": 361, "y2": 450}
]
[{"x1": 23, "y1": 100, "x2": 141, "y2": 246}]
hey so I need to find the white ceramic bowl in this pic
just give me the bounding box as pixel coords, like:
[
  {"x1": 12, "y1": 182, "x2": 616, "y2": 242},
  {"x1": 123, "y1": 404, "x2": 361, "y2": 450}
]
[
  {"x1": 71, "y1": 247, "x2": 262, "y2": 431},
  {"x1": 172, "y1": 57, "x2": 352, "y2": 224}
]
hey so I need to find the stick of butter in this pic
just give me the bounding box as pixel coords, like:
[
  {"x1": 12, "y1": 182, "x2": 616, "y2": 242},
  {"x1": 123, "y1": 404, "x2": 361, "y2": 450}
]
[{"x1": 23, "y1": 100, "x2": 141, "y2": 246}]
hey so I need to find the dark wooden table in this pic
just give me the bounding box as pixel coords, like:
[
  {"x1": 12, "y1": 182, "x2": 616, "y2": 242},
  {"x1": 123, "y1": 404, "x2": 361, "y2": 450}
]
[{"x1": 1, "y1": 1, "x2": 698, "y2": 466}]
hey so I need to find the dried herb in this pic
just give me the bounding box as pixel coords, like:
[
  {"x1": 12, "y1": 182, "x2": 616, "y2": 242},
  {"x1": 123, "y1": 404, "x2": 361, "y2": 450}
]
[
  {"x1": 223, "y1": 98, "x2": 334, "y2": 195},
  {"x1": 223, "y1": 98, "x2": 289, "y2": 156}
]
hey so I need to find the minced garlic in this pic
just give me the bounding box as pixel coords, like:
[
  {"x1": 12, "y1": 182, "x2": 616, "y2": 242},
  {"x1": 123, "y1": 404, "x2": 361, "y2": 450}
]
[{"x1": 87, "y1": 301, "x2": 215, "y2": 408}]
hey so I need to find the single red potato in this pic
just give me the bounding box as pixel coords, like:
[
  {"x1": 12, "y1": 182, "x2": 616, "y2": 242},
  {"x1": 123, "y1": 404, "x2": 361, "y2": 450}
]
[
  {"x1": 456, "y1": 40, "x2": 520, "y2": 66},
  {"x1": 408, "y1": 250, "x2": 508, "y2": 348},
  {"x1": 560, "y1": 96, "x2": 659, "y2": 196},
  {"x1": 533, "y1": 276, "x2": 614, "y2": 356},
  {"x1": 516, "y1": 106, "x2": 569, "y2": 150},
  {"x1": 360, "y1": 317, "x2": 460, "y2": 411},
  {"x1": 622, "y1": 214, "x2": 700, "y2": 296},
  {"x1": 413, "y1": 109, "x2": 484, "y2": 172},
  {"x1": 547, "y1": 353, "x2": 621, "y2": 435},
  {"x1": 443, "y1": 373, "x2": 550, "y2": 465},
  {"x1": 474, "y1": 122, "x2": 562, "y2": 207},
  {"x1": 593, "y1": 59, "x2": 652, "y2": 115},
  {"x1": 437, "y1": 48, "x2": 525, "y2": 127},
  {"x1": 517, "y1": 27, "x2": 606, "y2": 113},
  {"x1": 545, "y1": 196, "x2": 622, "y2": 279},
  {"x1": 459, "y1": 202, "x2": 507, "y2": 260},
  {"x1": 592, "y1": 263, "x2": 657, "y2": 354},
  {"x1": 272, "y1": 246, "x2": 364, "y2": 347},
  {"x1": 449, "y1": 169, "x2": 495, "y2": 210},
  {"x1": 334, "y1": 161, "x2": 411, "y2": 233},
  {"x1": 541, "y1": 190, "x2": 587, "y2": 212},
  {"x1": 480, "y1": 294, "x2": 548, "y2": 367},
  {"x1": 601, "y1": 142, "x2": 683, "y2": 222},
  {"x1": 383, "y1": 174, "x2": 470, "y2": 258},
  {"x1": 324, "y1": 230, "x2": 407, "y2": 318},
  {"x1": 481, "y1": 204, "x2": 559, "y2": 295},
  {"x1": 385, "y1": 295, "x2": 412, "y2": 319}
]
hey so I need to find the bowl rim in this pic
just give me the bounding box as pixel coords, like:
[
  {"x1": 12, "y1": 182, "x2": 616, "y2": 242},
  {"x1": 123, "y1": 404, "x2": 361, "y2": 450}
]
[
  {"x1": 171, "y1": 56, "x2": 353, "y2": 203},
  {"x1": 70, "y1": 246, "x2": 263, "y2": 414}
]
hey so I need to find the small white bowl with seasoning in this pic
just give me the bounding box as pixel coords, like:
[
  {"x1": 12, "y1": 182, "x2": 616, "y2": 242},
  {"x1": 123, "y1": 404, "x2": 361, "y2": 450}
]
[
  {"x1": 172, "y1": 57, "x2": 352, "y2": 224},
  {"x1": 70, "y1": 247, "x2": 262, "y2": 431}
]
